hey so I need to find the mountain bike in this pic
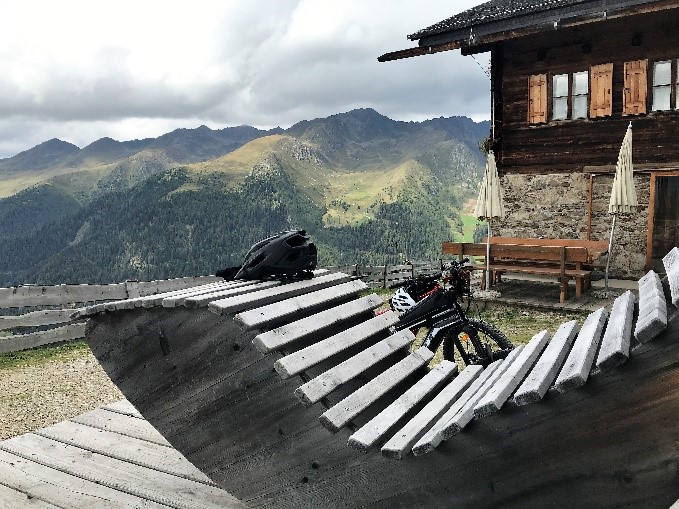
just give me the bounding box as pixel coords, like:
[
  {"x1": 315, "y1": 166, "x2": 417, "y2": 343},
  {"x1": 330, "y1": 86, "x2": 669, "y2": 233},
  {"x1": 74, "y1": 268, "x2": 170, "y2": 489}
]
[{"x1": 390, "y1": 259, "x2": 513, "y2": 367}]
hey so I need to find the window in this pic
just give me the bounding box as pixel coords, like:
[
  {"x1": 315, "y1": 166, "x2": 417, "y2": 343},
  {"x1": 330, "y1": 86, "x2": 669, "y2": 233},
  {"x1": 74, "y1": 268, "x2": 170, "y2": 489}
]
[
  {"x1": 552, "y1": 74, "x2": 569, "y2": 120},
  {"x1": 572, "y1": 71, "x2": 589, "y2": 119},
  {"x1": 551, "y1": 71, "x2": 588, "y2": 121},
  {"x1": 590, "y1": 63, "x2": 613, "y2": 118},
  {"x1": 623, "y1": 60, "x2": 648, "y2": 115},
  {"x1": 653, "y1": 60, "x2": 672, "y2": 111}
]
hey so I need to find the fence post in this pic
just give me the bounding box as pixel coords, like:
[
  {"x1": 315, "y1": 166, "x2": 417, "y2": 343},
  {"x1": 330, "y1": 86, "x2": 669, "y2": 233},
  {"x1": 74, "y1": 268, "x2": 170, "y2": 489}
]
[
  {"x1": 125, "y1": 280, "x2": 141, "y2": 299},
  {"x1": 382, "y1": 265, "x2": 388, "y2": 289}
]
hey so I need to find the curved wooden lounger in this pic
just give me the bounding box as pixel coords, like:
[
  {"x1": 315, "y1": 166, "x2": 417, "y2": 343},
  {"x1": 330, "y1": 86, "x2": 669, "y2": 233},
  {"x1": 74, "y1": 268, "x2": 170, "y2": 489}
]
[{"x1": 79, "y1": 249, "x2": 679, "y2": 509}]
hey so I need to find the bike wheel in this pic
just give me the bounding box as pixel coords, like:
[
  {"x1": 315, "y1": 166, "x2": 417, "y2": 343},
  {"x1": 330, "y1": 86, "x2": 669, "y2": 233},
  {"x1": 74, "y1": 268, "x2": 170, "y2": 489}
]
[{"x1": 442, "y1": 319, "x2": 513, "y2": 367}]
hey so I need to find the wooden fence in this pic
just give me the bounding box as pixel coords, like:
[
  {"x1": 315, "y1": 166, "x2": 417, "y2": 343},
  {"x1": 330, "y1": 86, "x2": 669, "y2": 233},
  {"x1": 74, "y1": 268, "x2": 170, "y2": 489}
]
[
  {"x1": 0, "y1": 276, "x2": 221, "y2": 355},
  {"x1": 0, "y1": 262, "x2": 441, "y2": 355},
  {"x1": 326, "y1": 261, "x2": 441, "y2": 288}
]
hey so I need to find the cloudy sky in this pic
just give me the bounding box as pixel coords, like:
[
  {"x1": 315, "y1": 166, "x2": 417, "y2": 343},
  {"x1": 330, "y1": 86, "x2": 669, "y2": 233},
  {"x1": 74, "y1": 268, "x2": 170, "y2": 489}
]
[{"x1": 0, "y1": 0, "x2": 488, "y2": 158}]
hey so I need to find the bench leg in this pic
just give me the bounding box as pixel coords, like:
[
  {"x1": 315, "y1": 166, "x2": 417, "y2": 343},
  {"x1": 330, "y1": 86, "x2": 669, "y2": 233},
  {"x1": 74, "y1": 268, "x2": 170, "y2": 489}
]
[
  {"x1": 576, "y1": 276, "x2": 584, "y2": 298},
  {"x1": 481, "y1": 271, "x2": 487, "y2": 290},
  {"x1": 560, "y1": 278, "x2": 569, "y2": 303}
]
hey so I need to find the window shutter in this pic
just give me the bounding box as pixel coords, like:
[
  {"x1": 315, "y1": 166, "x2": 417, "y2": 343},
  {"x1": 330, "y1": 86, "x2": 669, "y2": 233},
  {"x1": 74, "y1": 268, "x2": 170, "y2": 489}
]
[
  {"x1": 528, "y1": 74, "x2": 547, "y2": 124},
  {"x1": 590, "y1": 63, "x2": 613, "y2": 118},
  {"x1": 623, "y1": 59, "x2": 648, "y2": 115}
]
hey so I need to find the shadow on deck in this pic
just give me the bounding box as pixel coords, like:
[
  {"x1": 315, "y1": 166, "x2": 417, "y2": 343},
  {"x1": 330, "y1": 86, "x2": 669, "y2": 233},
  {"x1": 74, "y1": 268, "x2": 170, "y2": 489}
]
[{"x1": 472, "y1": 274, "x2": 638, "y2": 313}]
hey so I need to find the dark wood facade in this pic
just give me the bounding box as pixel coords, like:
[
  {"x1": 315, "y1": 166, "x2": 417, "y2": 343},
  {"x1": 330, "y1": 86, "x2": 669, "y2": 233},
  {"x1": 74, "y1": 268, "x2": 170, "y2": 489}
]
[
  {"x1": 380, "y1": 0, "x2": 679, "y2": 274},
  {"x1": 491, "y1": 8, "x2": 679, "y2": 175}
]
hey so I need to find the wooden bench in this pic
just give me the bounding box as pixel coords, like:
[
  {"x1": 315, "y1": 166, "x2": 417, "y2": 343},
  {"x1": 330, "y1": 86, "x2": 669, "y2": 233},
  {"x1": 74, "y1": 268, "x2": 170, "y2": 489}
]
[
  {"x1": 442, "y1": 242, "x2": 591, "y2": 303},
  {"x1": 484, "y1": 237, "x2": 608, "y2": 266}
]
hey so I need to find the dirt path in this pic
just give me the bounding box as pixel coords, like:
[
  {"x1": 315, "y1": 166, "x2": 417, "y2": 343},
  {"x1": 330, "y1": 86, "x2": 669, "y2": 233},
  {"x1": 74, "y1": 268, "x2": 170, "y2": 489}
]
[{"x1": 0, "y1": 347, "x2": 122, "y2": 440}]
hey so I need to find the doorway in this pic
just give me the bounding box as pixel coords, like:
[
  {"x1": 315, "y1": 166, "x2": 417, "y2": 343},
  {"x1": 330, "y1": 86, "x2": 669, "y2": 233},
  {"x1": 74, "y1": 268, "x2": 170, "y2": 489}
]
[{"x1": 651, "y1": 175, "x2": 679, "y2": 272}]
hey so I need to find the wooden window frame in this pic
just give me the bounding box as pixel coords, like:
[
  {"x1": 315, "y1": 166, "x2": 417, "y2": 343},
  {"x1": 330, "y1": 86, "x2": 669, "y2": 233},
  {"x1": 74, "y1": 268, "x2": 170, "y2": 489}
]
[
  {"x1": 551, "y1": 71, "x2": 589, "y2": 121},
  {"x1": 651, "y1": 59, "x2": 673, "y2": 112}
]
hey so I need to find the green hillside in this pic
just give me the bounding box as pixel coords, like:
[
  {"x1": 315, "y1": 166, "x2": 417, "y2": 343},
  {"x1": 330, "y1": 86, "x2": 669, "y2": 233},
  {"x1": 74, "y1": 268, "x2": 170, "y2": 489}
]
[{"x1": 0, "y1": 109, "x2": 488, "y2": 286}]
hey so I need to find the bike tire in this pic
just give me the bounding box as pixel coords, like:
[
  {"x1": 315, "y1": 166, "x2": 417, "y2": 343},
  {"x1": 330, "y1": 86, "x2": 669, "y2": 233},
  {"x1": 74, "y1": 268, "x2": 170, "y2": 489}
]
[{"x1": 442, "y1": 319, "x2": 513, "y2": 367}]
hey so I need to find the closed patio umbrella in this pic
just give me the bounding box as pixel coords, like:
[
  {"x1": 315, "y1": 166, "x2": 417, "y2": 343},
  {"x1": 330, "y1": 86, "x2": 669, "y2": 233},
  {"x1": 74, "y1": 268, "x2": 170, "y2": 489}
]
[
  {"x1": 475, "y1": 151, "x2": 505, "y2": 289},
  {"x1": 605, "y1": 122, "x2": 638, "y2": 291}
]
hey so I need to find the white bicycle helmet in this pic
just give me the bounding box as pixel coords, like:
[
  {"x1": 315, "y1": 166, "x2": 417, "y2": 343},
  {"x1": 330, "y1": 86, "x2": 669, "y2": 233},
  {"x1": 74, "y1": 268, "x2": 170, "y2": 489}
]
[{"x1": 390, "y1": 287, "x2": 417, "y2": 314}]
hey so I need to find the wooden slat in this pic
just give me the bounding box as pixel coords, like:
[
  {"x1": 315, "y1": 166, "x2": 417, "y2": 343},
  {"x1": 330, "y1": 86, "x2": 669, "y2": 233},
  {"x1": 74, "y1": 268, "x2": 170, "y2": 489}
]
[
  {"x1": 0, "y1": 449, "x2": 167, "y2": 509},
  {"x1": 410, "y1": 365, "x2": 491, "y2": 456},
  {"x1": 432, "y1": 347, "x2": 524, "y2": 438},
  {"x1": 346, "y1": 360, "x2": 468, "y2": 456},
  {"x1": 72, "y1": 408, "x2": 173, "y2": 447},
  {"x1": 596, "y1": 291, "x2": 635, "y2": 371},
  {"x1": 0, "y1": 434, "x2": 234, "y2": 509},
  {"x1": 37, "y1": 420, "x2": 214, "y2": 485},
  {"x1": 295, "y1": 330, "x2": 415, "y2": 406},
  {"x1": 274, "y1": 311, "x2": 400, "y2": 379},
  {"x1": 346, "y1": 360, "x2": 457, "y2": 453},
  {"x1": 474, "y1": 333, "x2": 549, "y2": 418},
  {"x1": 514, "y1": 321, "x2": 579, "y2": 406},
  {"x1": 208, "y1": 272, "x2": 351, "y2": 315},
  {"x1": 663, "y1": 247, "x2": 679, "y2": 307},
  {"x1": 160, "y1": 281, "x2": 253, "y2": 308},
  {"x1": 0, "y1": 276, "x2": 221, "y2": 309},
  {"x1": 235, "y1": 280, "x2": 368, "y2": 330},
  {"x1": 0, "y1": 309, "x2": 74, "y2": 330},
  {"x1": 253, "y1": 294, "x2": 384, "y2": 354},
  {"x1": 635, "y1": 271, "x2": 667, "y2": 344},
  {"x1": 102, "y1": 399, "x2": 143, "y2": 419},
  {"x1": 319, "y1": 346, "x2": 434, "y2": 433},
  {"x1": 0, "y1": 482, "x2": 61, "y2": 508},
  {"x1": 0, "y1": 284, "x2": 128, "y2": 308},
  {"x1": 0, "y1": 322, "x2": 87, "y2": 354},
  {"x1": 183, "y1": 280, "x2": 280, "y2": 308},
  {"x1": 108, "y1": 281, "x2": 232, "y2": 310},
  {"x1": 554, "y1": 308, "x2": 608, "y2": 392}
]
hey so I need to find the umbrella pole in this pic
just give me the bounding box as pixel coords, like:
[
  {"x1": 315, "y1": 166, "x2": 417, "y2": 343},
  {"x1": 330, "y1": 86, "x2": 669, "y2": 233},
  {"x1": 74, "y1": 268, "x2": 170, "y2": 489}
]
[
  {"x1": 604, "y1": 214, "x2": 617, "y2": 291},
  {"x1": 486, "y1": 222, "x2": 491, "y2": 290}
]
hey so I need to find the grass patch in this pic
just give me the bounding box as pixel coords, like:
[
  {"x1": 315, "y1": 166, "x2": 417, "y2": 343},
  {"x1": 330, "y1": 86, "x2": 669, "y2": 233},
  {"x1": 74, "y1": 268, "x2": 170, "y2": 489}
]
[
  {"x1": 473, "y1": 304, "x2": 588, "y2": 345},
  {"x1": 452, "y1": 214, "x2": 483, "y2": 242},
  {"x1": 0, "y1": 341, "x2": 91, "y2": 371}
]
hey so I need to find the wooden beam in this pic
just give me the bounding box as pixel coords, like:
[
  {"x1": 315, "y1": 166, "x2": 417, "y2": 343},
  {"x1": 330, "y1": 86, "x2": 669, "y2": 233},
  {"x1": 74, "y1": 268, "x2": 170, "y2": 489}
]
[{"x1": 646, "y1": 172, "x2": 657, "y2": 271}]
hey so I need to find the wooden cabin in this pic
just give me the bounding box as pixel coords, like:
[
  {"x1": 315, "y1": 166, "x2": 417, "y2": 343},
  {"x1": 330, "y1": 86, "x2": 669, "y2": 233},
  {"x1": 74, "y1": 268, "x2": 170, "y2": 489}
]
[{"x1": 380, "y1": 0, "x2": 679, "y2": 277}]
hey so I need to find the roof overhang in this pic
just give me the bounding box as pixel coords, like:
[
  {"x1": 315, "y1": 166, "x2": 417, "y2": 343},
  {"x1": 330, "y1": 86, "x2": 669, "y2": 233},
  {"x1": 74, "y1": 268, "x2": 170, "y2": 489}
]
[{"x1": 378, "y1": 0, "x2": 675, "y2": 62}]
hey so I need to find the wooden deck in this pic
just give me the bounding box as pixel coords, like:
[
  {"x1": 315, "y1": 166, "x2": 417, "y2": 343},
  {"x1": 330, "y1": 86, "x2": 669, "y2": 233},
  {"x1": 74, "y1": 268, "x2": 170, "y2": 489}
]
[
  {"x1": 3, "y1": 251, "x2": 676, "y2": 507},
  {"x1": 0, "y1": 400, "x2": 246, "y2": 509}
]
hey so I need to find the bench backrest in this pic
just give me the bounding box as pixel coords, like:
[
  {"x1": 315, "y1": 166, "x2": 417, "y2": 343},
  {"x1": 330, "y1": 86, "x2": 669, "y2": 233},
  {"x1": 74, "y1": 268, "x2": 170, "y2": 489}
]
[
  {"x1": 442, "y1": 242, "x2": 590, "y2": 263},
  {"x1": 482, "y1": 237, "x2": 608, "y2": 258}
]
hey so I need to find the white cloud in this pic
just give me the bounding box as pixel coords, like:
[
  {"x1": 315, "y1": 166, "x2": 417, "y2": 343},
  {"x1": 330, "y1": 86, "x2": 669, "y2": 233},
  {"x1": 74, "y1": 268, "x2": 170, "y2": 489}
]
[{"x1": 0, "y1": 0, "x2": 487, "y2": 158}]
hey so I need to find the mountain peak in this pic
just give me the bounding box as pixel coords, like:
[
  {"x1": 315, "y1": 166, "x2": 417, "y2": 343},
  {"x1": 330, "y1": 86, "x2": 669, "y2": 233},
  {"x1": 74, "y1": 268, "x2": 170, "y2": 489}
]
[{"x1": 0, "y1": 138, "x2": 80, "y2": 173}]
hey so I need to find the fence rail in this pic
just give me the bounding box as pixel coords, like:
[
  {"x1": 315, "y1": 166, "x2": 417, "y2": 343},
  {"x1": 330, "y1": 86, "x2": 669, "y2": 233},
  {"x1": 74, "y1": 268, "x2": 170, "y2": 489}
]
[
  {"x1": 0, "y1": 276, "x2": 221, "y2": 354},
  {"x1": 0, "y1": 263, "x2": 441, "y2": 354},
  {"x1": 325, "y1": 261, "x2": 441, "y2": 288}
]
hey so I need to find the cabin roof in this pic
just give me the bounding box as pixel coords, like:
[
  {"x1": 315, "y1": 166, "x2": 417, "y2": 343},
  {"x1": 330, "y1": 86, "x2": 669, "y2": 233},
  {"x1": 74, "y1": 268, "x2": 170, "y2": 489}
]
[
  {"x1": 379, "y1": 0, "x2": 669, "y2": 61},
  {"x1": 408, "y1": 0, "x2": 588, "y2": 41}
]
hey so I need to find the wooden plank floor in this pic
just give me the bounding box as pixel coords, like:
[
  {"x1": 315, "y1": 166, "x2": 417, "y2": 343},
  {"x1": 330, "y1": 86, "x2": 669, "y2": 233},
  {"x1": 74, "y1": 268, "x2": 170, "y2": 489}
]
[{"x1": 0, "y1": 400, "x2": 248, "y2": 509}]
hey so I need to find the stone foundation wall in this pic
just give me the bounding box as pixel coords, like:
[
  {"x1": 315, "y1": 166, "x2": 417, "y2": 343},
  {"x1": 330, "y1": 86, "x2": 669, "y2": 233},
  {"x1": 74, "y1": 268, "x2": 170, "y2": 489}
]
[{"x1": 496, "y1": 173, "x2": 650, "y2": 279}]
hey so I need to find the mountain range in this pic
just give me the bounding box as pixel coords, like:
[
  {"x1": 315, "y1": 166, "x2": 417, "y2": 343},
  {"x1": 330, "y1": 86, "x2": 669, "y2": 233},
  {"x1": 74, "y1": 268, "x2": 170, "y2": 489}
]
[{"x1": 0, "y1": 108, "x2": 489, "y2": 286}]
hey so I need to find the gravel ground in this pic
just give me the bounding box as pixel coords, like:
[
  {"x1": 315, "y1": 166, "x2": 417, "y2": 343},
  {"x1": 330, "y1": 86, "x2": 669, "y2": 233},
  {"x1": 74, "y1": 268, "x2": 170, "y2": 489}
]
[{"x1": 0, "y1": 347, "x2": 123, "y2": 440}]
